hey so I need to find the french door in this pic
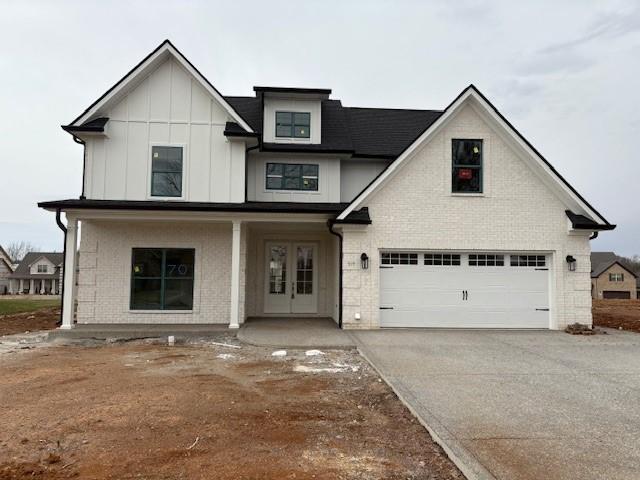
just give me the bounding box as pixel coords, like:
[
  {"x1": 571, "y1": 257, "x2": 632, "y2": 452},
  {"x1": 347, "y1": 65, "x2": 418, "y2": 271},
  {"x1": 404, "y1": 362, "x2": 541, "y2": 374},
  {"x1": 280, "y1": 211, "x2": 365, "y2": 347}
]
[{"x1": 264, "y1": 242, "x2": 318, "y2": 314}]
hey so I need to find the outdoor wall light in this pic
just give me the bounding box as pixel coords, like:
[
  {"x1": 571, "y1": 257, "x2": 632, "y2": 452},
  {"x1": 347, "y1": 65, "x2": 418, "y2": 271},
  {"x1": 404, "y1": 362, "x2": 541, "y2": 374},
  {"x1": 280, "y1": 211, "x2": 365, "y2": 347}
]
[
  {"x1": 360, "y1": 253, "x2": 369, "y2": 270},
  {"x1": 566, "y1": 255, "x2": 577, "y2": 272}
]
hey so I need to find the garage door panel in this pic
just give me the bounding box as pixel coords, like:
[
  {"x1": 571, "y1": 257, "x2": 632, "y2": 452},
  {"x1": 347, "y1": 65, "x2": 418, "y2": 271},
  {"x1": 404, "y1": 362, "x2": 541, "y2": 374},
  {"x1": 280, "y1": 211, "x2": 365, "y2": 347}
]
[{"x1": 379, "y1": 252, "x2": 550, "y2": 329}]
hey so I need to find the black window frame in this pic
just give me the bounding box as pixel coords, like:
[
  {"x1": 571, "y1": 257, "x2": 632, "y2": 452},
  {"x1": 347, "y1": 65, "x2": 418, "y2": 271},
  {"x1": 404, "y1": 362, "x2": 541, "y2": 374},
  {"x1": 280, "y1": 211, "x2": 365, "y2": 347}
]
[
  {"x1": 469, "y1": 254, "x2": 504, "y2": 266},
  {"x1": 37, "y1": 264, "x2": 48, "y2": 273},
  {"x1": 275, "y1": 111, "x2": 311, "y2": 139},
  {"x1": 150, "y1": 145, "x2": 184, "y2": 198},
  {"x1": 452, "y1": 139, "x2": 483, "y2": 194},
  {"x1": 510, "y1": 255, "x2": 546, "y2": 267},
  {"x1": 424, "y1": 253, "x2": 461, "y2": 266},
  {"x1": 381, "y1": 252, "x2": 419, "y2": 265},
  {"x1": 130, "y1": 248, "x2": 195, "y2": 310},
  {"x1": 265, "y1": 162, "x2": 319, "y2": 191}
]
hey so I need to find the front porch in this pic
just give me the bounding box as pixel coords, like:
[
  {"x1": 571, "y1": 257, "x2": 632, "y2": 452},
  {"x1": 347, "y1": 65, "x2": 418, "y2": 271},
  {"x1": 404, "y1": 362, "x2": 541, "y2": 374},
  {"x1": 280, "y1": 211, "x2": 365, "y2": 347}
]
[
  {"x1": 8, "y1": 277, "x2": 60, "y2": 295},
  {"x1": 238, "y1": 317, "x2": 354, "y2": 349},
  {"x1": 55, "y1": 208, "x2": 341, "y2": 330}
]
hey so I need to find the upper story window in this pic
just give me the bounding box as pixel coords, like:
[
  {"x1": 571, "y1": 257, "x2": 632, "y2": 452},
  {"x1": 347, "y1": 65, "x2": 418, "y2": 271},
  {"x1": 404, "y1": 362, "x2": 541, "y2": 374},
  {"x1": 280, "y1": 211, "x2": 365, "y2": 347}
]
[
  {"x1": 276, "y1": 112, "x2": 310, "y2": 139},
  {"x1": 151, "y1": 146, "x2": 183, "y2": 198},
  {"x1": 452, "y1": 139, "x2": 483, "y2": 193},
  {"x1": 37, "y1": 264, "x2": 48, "y2": 273},
  {"x1": 266, "y1": 163, "x2": 318, "y2": 191},
  {"x1": 609, "y1": 273, "x2": 624, "y2": 282}
]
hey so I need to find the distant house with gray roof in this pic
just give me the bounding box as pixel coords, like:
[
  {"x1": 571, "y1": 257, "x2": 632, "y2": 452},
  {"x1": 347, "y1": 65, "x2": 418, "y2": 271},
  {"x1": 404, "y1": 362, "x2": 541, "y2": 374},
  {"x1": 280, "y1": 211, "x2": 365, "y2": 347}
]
[
  {"x1": 0, "y1": 246, "x2": 15, "y2": 294},
  {"x1": 591, "y1": 252, "x2": 638, "y2": 300},
  {"x1": 8, "y1": 252, "x2": 63, "y2": 295}
]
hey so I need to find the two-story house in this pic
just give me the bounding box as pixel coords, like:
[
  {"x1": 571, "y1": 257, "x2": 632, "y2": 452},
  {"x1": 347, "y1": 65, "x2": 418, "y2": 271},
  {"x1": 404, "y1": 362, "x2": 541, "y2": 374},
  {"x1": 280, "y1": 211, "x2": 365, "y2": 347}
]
[
  {"x1": 40, "y1": 40, "x2": 615, "y2": 331},
  {"x1": 7, "y1": 252, "x2": 63, "y2": 295},
  {"x1": 590, "y1": 252, "x2": 638, "y2": 299}
]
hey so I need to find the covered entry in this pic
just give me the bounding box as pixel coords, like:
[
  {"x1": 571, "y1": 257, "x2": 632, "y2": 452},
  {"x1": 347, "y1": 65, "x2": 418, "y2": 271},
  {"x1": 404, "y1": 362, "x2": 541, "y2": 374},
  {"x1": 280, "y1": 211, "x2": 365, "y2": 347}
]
[{"x1": 379, "y1": 252, "x2": 551, "y2": 328}]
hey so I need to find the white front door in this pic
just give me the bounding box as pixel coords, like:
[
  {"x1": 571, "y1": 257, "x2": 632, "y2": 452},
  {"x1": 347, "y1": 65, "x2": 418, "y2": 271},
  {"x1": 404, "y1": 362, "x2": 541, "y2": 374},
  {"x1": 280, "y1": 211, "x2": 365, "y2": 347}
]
[{"x1": 264, "y1": 242, "x2": 318, "y2": 314}]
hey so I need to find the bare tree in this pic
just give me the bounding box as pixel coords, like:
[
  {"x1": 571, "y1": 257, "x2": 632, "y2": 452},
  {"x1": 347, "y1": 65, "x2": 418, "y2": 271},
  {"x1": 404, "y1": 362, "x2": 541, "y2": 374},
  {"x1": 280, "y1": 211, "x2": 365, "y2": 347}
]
[
  {"x1": 5, "y1": 241, "x2": 39, "y2": 262},
  {"x1": 618, "y1": 254, "x2": 640, "y2": 275}
]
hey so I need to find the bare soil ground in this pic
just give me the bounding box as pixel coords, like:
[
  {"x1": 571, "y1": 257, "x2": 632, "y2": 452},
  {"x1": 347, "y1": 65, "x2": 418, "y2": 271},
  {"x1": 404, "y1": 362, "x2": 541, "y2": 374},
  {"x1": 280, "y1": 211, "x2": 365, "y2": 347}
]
[
  {"x1": 0, "y1": 306, "x2": 60, "y2": 337},
  {"x1": 0, "y1": 338, "x2": 463, "y2": 480},
  {"x1": 593, "y1": 299, "x2": 640, "y2": 333}
]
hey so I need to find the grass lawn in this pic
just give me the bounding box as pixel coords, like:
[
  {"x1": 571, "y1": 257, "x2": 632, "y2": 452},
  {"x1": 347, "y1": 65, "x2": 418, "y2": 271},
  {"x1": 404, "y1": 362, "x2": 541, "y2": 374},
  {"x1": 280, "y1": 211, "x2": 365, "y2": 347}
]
[{"x1": 0, "y1": 298, "x2": 61, "y2": 315}]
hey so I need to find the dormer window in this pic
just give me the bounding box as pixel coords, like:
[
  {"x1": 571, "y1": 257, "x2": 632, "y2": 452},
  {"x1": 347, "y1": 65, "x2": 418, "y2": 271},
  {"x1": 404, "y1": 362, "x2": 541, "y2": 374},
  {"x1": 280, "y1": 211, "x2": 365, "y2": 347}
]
[
  {"x1": 37, "y1": 265, "x2": 48, "y2": 273},
  {"x1": 276, "y1": 112, "x2": 310, "y2": 139}
]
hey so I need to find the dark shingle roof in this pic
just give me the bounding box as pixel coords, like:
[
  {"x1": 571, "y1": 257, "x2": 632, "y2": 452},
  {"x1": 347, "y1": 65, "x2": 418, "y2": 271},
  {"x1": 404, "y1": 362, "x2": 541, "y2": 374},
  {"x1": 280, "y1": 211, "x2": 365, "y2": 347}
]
[
  {"x1": 224, "y1": 96, "x2": 443, "y2": 159},
  {"x1": 590, "y1": 252, "x2": 638, "y2": 278},
  {"x1": 345, "y1": 107, "x2": 443, "y2": 158},
  {"x1": 10, "y1": 252, "x2": 63, "y2": 279}
]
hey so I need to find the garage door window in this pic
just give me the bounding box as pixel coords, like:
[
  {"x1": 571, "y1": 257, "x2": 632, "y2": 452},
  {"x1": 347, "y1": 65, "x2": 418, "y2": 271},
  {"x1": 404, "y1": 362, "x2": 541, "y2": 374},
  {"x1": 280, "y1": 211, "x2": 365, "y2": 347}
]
[
  {"x1": 381, "y1": 253, "x2": 418, "y2": 265},
  {"x1": 469, "y1": 254, "x2": 504, "y2": 266},
  {"x1": 510, "y1": 255, "x2": 546, "y2": 267},
  {"x1": 424, "y1": 253, "x2": 461, "y2": 266}
]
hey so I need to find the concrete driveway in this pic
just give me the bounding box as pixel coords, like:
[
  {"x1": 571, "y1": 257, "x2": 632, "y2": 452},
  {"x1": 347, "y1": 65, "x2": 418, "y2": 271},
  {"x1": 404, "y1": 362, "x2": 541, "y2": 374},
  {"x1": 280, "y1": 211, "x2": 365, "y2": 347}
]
[{"x1": 351, "y1": 329, "x2": 640, "y2": 480}]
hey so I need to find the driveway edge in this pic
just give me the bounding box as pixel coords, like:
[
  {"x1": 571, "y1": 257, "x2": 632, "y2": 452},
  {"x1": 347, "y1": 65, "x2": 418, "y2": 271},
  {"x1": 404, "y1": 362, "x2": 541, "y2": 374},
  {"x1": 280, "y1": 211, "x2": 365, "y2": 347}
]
[{"x1": 356, "y1": 343, "x2": 496, "y2": 480}]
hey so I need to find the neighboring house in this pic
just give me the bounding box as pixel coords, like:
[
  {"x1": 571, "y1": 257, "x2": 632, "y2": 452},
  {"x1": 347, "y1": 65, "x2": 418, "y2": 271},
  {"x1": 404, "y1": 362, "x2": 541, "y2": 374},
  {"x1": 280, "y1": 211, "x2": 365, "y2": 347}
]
[
  {"x1": 0, "y1": 245, "x2": 15, "y2": 294},
  {"x1": 590, "y1": 252, "x2": 638, "y2": 300},
  {"x1": 8, "y1": 252, "x2": 63, "y2": 295},
  {"x1": 39, "y1": 40, "x2": 615, "y2": 331},
  {"x1": 637, "y1": 277, "x2": 640, "y2": 300}
]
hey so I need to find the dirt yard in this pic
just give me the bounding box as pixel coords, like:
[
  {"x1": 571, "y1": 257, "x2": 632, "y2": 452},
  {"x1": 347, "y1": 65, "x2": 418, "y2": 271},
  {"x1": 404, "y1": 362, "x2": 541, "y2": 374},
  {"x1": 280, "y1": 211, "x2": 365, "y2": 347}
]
[
  {"x1": 0, "y1": 298, "x2": 60, "y2": 336},
  {"x1": 0, "y1": 337, "x2": 463, "y2": 480},
  {"x1": 593, "y1": 299, "x2": 640, "y2": 333}
]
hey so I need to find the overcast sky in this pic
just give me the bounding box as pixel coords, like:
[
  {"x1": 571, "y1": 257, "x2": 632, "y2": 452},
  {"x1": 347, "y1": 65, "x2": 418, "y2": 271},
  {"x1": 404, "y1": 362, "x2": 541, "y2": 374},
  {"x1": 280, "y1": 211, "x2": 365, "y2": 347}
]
[{"x1": 1, "y1": 0, "x2": 638, "y2": 255}]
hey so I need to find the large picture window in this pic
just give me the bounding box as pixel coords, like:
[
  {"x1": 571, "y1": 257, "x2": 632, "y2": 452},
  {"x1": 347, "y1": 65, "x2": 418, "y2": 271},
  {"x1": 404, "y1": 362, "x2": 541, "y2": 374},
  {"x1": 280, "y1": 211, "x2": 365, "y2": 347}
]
[
  {"x1": 151, "y1": 146, "x2": 183, "y2": 197},
  {"x1": 452, "y1": 139, "x2": 483, "y2": 193},
  {"x1": 266, "y1": 163, "x2": 319, "y2": 191},
  {"x1": 130, "y1": 248, "x2": 195, "y2": 310},
  {"x1": 275, "y1": 111, "x2": 310, "y2": 138}
]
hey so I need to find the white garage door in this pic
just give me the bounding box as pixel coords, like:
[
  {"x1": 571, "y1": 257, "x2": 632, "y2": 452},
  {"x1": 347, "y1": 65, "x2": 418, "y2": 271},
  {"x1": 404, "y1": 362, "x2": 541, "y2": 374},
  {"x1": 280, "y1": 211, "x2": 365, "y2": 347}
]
[{"x1": 379, "y1": 252, "x2": 550, "y2": 328}]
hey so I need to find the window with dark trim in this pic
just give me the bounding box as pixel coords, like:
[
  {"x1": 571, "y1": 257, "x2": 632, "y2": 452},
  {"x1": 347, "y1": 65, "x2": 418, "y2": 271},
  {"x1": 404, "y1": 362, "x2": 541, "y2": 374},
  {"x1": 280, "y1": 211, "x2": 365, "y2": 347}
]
[
  {"x1": 452, "y1": 139, "x2": 483, "y2": 193},
  {"x1": 381, "y1": 253, "x2": 418, "y2": 265},
  {"x1": 469, "y1": 254, "x2": 504, "y2": 266},
  {"x1": 151, "y1": 146, "x2": 183, "y2": 197},
  {"x1": 609, "y1": 273, "x2": 624, "y2": 282},
  {"x1": 510, "y1": 255, "x2": 546, "y2": 267},
  {"x1": 424, "y1": 253, "x2": 461, "y2": 266},
  {"x1": 275, "y1": 111, "x2": 310, "y2": 138},
  {"x1": 266, "y1": 163, "x2": 319, "y2": 191},
  {"x1": 131, "y1": 248, "x2": 194, "y2": 310},
  {"x1": 37, "y1": 264, "x2": 48, "y2": 273}
]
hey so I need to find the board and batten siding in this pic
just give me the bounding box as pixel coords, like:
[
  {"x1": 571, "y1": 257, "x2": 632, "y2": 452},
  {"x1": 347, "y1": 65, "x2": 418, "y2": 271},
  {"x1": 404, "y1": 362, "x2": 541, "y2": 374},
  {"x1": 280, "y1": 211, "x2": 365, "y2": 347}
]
[
  {"x1": 246, "y1": 153, "x2": 341, "y2": 202},
  {"x1": 83, "y1": 58, "x2": 246, "y2": 203}
]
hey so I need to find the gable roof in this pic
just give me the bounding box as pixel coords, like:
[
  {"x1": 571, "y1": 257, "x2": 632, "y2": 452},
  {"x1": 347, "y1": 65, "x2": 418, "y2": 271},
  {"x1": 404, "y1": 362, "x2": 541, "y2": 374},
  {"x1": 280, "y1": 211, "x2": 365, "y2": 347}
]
[
  {"x1": 337, "y1": 85, "x2": 613, "y2": 229},
  {"x1": 10, "y1": 252, "x2": 63, "y2": 278},
  {"x1": 591, "y1": 252, "x2": 638, "y2": 278},
  {"x1": 63, "y1": 40, "x2": 253, "y2": 134}
]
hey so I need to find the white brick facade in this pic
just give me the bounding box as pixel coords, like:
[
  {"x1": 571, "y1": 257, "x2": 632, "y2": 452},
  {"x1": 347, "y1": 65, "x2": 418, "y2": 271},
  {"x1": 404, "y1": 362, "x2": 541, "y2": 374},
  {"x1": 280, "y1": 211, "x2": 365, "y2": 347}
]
[
  {"x1": 339, "y1": 105, "x2": 593, "y2": 330},
  {"x1": 77, "y1": 220, "x2": 246, "y2": 324}
]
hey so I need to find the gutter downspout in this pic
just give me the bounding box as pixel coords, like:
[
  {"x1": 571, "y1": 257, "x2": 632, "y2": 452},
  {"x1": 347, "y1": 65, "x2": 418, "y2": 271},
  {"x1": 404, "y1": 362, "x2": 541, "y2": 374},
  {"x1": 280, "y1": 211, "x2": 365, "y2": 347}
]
[
  {"x1": 589, "y1": 232, "x2": 599, "y2": 240},
  {"x1": 327, "y1": 219, "x2": 343, "y2": 329},
  {"x1": 73, "y1": 136, "x2": 87, "y2": 200},
  {"x1": 55, "y1": 209, "x2": 67, "y2": 327}
]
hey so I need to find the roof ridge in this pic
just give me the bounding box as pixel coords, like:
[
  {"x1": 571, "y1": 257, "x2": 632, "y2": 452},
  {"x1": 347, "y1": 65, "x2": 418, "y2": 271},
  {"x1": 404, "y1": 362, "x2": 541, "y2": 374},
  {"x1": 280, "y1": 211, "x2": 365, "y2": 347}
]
[{"x1": 345, "y1": 106, "x2": 444, "y2": 113}]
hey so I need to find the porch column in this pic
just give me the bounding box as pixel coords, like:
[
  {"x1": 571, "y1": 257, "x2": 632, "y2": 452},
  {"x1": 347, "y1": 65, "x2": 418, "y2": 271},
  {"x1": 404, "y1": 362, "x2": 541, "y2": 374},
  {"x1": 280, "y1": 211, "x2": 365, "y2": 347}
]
[
  {"x1": 61, "y1": 215, "x2": 78, "y2": 329},
  {"x1": 229, "y1": 220, "x2": 242, "y2": 329},
  {"x1": 29, "y1": 279, "x2": 34, "y2": 294},
  {"x1": 51, "y1": 278, "x2": 56, "y2": 295},
  {"x1": 8, "y1": 279, "x2": 14, "y2": 295},
  {"x1": 40, "y1": 279, "x2": 46, "y2": 294},
  {"x1": 19, "y1": 279, "x2": 24, "y2": 294}
]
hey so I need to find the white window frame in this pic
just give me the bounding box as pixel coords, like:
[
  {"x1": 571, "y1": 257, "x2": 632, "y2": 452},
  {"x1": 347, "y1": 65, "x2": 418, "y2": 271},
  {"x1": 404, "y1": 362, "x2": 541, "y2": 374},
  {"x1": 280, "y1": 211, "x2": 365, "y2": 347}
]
[
  {"x1": 147, "y1": 143, "x2": 188, "y2": 201},
  {"x1": 609, "y1": 273, "x2": 624, "y2": 282}
]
